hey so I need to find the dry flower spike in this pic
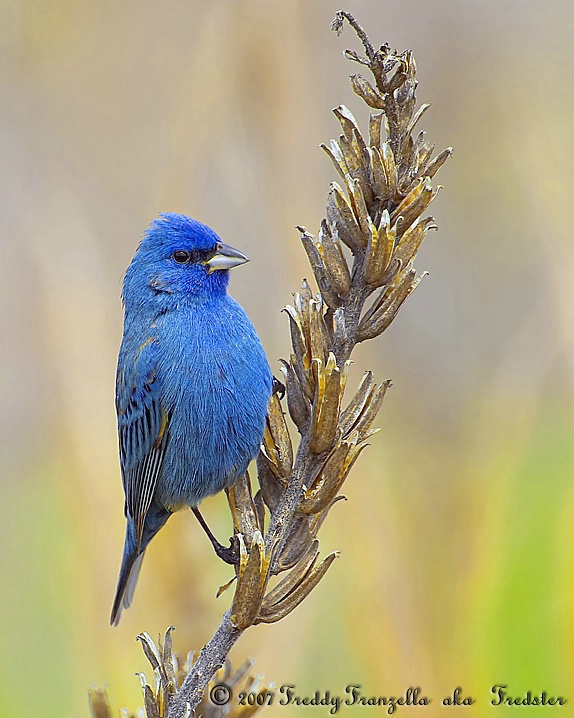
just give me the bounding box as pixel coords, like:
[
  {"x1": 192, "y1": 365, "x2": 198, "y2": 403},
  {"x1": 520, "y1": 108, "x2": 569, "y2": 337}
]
[{"x1": 171, "y1": 11, "x2": 450, "y2": 716}]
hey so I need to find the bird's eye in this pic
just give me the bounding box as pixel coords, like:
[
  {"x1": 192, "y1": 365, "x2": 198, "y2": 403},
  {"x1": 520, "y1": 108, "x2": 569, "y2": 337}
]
[{"x1": 173, "y1": 251, "x2": 190, "y2": 264}]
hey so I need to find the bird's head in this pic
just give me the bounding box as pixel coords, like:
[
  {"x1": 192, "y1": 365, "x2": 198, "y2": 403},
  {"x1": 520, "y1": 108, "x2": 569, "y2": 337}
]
[{"x1": 123, "y1": 213, "x2": 249, "y2": 307}]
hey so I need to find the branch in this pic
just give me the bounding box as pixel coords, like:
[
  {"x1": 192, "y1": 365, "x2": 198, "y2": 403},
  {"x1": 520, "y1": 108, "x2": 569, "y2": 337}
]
[{"x1": 168, "y1": 613, "x2": 241, "y2": 718}]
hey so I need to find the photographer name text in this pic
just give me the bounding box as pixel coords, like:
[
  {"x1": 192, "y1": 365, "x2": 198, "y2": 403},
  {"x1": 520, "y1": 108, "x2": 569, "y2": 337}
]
[{"x1": 209, "y1": 683, "x2": 567, "y2": 714}]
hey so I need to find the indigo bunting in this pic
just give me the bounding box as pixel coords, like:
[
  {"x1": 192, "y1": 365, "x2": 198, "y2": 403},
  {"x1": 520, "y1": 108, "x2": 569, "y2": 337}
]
[{"x1": 110, "y1": 213, "x2": 272, "y2": 626}]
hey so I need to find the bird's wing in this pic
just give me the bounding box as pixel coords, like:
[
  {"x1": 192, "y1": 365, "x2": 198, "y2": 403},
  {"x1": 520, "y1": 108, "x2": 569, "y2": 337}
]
[{"x1": 116, "y1": 339, "x2": 169, "y2": 550}]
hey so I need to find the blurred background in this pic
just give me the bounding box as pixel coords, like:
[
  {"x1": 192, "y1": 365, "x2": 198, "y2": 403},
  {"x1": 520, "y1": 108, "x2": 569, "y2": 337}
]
[{"x1": 1, "y1": 0, "x2": 574, "y2": 715}]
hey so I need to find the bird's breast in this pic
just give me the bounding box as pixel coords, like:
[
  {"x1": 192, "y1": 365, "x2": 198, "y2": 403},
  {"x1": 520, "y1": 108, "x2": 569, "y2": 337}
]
[{"x1": 153, "y1": 300, "x2": 272, "y2": 506}]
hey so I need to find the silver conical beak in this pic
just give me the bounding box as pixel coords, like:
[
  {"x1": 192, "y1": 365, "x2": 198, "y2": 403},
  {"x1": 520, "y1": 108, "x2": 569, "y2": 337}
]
[{"x1": 206, "y1": 242, "x2": 250, "y2": 272}]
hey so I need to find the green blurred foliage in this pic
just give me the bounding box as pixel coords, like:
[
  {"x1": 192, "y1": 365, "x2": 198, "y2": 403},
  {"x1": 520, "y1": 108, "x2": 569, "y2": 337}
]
[{"x1": 1, "y1": 0, "x2": 573, "y2": 716}]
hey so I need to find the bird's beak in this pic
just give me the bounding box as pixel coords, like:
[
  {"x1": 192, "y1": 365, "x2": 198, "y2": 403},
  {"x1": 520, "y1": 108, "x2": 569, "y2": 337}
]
[{"x1": 205, "y1": 242, "x2": 250, "y2": 272}]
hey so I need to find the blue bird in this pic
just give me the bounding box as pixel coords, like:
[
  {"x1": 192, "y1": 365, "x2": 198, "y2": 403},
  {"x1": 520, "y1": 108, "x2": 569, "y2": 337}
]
[{"x1": 111, "y1": 213, "x2": 273, "y2": 626}]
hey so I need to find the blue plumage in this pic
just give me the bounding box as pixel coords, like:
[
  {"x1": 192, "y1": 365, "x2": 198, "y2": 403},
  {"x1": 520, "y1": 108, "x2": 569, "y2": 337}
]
[{"x1": 111, "y1": 213, "x2": 272, "y2": 625}]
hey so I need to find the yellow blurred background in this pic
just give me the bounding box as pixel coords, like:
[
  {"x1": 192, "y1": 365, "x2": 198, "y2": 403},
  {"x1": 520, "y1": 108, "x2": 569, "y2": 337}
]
[{"x1": 1, "y1": 0, "x2": 574, "y2": 715}]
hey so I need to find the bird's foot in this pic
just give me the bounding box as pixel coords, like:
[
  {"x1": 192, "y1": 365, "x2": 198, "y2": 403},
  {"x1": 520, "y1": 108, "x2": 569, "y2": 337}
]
[
  {"x1": 272, "y1": 375, "x2": 285, "y2": 399},
  {"x1": 191, "y1": 506, "x2": 240, "y2": 565},
  {"x1": 213, "y1": 535, "x2": 240, "y2": 565}
]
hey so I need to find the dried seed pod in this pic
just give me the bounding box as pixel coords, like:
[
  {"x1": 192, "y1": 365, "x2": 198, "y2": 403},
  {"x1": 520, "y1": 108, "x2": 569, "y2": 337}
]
[
  {"x1": 402, "y1": 131, "x2": 427, "y2": 187},
  {"x1": 387, "y1": 69, "x2": 408, "y2": 94},
  {"x1": 381, "y1": 142, "x2": 398, "y2": 203},
  {"x1": 309, "y1": 354, "x2": 346, "y2": 454},
  {"x1": 361, "y1": 263, "x2": 413, "y2": 322},
  {"x1": 261, "y1": 539, "x2": 320, "y2": 609},
  {"x1": 363, "y1": 210, "x2": 395, "y2": 287},
  {"x1": 256, "y1": 552, "x2": 338, "y2": 624},
  {"x1": 338, "y1": 132, "x2": 364, "y2": 177},
  {"x1": 137, "y1": 629, "x2": 179, "y2": 707},
  {"x1": 342, "y1": 48, "x2": 371, "y2": 66},
  {"x1": 339, "y1": 134, "x2": 373, "y2": 209},
  {"x1": 386, "y1": 271, "x2": 427, "y2": 333},
  {"x1": 321, "y1": 140, "x2": 348, "y2": 180},
  {"x1": 339, "y1": 371, "x2": 376, "y2": 437},
  {"x1": 291, "y1": 351, "x2": 313, "y2": 401},
  {"x1": 363, "y1": 217, "x2": 382, "y2": 285},
  {"x1": 391, "y1": 176, "x2": 437, "y2": 232},
  {"x1": 131, "y1": 629, "x2": 273, "y2": 718},
  {"x1": 319, "y1": 220, "x2": 351, "y2": 296},
  {"x1": 305, "y1": 435, "x2": 373, "y2": 509},
  {"x1": 358, "y1": 269, "x2": 426, "y2": 341},
  {"x1": 351, "y1": 127, "x2": 369, "y2": 170},
  {"x1": 394, "y1": 216, "x2": 436, "y2": 268},
  {"x1": 299, "y1": 441, "x2": 351, "y2": 514},
  {"x1": 162, "y1": 625, "x2": 176, "y2": 678},
  {"x1": 350, "y1": 73, "x2": 384, "y2": 109},
  {"x1": 284, "y1": 304, "x2": 309, "y2": 370},
  {"x1": 140, "y1": 677, "x2": 160, "y2": 718},
  {"x1": 296, "y1": 276, "x2": 314, "y2": 309},
  {"x1": 369, "y1": 111, "x2": 383, "y2": 148},
  {"x1": 351, "y1": 379, "x2": 392, "y2": 438},
  {"x1": 333, "y1": 105, "x2": 373, "y2": 201},
  {"x1": 280, "y1": 359, "x2": 311, "y2": 431},
  {"x1": 294, "y1": 278, "x2": 314, "y2": 361},
  {"x1": 298, "y1": 227, "x2": 342, "y2": 309},
  {"x1": 417, "y1": 141, "x2": 436, "y2": 174},
  {"x1": 326, "y1": 183, "x2": 365, "y2": 253},
  {"x1": 381, "y1": 252, "x2": 406, "y2": 286},
  {"x1": 308, "y1": 296, "x2": 329, "y2": 364},
  {"x1": 261, "y1": 423, "x2": 282, "y2": 479},
  {"x1": 423, "y1": 146, "x2": 453, "y2": 179},
  {"x1": 346, "y1": 174, "x2": 371, "y2": 236},
  {"x1": 406, "y1": 102, "x2": 432, "y2": 137},
  {"x1": 226, "y1": 472, "x2": 262, "y2": 543},
  {"x1": 369, "y1": 146, "x2": 391, "y2": 206},
  {"x1": 231, "y1": 531, "x2": 272, "y2": 629},
  {"x1": 265, "y1": 394, "x2": 293, "y2": 479},
  {"x1": 299, "y1": 230, "x2": 328, "y2": 293},
  {"x1": 333, "y1": 104, "x2": 360, "y2": 141},
  {"x1": 274, "y1": 513, "x2": 321, "y2": 571},
  {"x1": 137, "y1": 631, "x2": 163, "y2": 673}
]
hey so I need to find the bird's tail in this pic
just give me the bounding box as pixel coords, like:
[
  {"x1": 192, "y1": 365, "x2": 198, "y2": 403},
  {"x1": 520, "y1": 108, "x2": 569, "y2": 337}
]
[
  {"x1": 110, "y1": 527, "x2": 145, "y2": 626},
  {"x1": 110, "y1": 506, "x2": 171, "y2": 625}
]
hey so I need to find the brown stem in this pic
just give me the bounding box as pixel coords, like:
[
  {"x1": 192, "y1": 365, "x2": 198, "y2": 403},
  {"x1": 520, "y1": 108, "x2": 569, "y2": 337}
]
[
  {"x1": 168, "y1": 612, "x2": 242, "y2": 717},
  {"x1": 333, "y1": 10, "x2": 376, "y2": 63}
]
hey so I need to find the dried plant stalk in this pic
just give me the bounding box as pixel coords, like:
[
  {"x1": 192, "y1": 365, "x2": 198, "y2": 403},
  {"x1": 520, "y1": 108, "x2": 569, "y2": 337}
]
[
  {"x1": 94, "y1": 12, "x2": 451, "y2": 718},
  {"x1": 167, "y1": 13, "x2": 451, "y2": 717},
  {"x1": 90, "y1": 628, "x2": 270, "y2": 718}
]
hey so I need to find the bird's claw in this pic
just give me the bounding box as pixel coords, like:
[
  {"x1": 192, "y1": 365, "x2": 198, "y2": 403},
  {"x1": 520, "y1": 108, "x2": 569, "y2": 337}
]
[
  {"x1": 272, "y1": 376, "x2": 285, "y2": 399},
  {"x1": 214, "y1": 535, "x2": 240, "y2": 565}
]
